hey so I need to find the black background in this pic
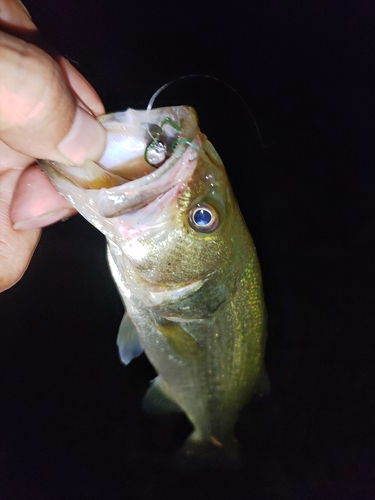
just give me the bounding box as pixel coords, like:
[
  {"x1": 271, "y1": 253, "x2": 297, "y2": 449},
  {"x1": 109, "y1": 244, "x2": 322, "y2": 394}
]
[{"x1": 1, "y1": 1, "x2": 375, "y2": 498}]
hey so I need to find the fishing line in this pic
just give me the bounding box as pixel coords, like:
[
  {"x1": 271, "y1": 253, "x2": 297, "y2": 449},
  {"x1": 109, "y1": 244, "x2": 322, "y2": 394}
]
[{"x1": 146, "y1": 73, "x2": 266, "y2": 149}]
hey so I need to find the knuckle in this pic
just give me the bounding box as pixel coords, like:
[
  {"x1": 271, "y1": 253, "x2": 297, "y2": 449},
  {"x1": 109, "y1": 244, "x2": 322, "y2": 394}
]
[{"x1": 0, "y1": 32, "x2": 74, "y2": 133}]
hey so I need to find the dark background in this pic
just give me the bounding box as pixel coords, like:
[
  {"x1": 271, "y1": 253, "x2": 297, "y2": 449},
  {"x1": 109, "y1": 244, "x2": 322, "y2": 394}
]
[{"x1": 1, "y1": 1, "x2": 375, "y2": 498}]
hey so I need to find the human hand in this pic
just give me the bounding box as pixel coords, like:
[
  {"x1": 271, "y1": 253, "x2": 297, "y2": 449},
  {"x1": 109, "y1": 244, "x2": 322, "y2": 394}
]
[{"x1": 0, "y1": 0, "x2": 106, "y2": 292}]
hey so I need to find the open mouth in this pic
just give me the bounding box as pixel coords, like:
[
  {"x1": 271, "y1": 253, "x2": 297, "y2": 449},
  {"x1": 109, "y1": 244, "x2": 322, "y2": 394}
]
[{"x1": 40, "y1": 106, "x2": 200, "y2": 218}]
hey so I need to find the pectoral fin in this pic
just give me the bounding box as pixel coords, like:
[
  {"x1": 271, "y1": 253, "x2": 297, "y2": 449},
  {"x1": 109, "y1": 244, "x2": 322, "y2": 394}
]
[
  {"x1": 143, "y1": 376, "x2": 182, "y2": 414},
  {"x1": 117, "y1": 312, "x2": 144, "y2": 365},
  {"x1": 156, "y1": 320, "x2": 204, "y2": 362}
]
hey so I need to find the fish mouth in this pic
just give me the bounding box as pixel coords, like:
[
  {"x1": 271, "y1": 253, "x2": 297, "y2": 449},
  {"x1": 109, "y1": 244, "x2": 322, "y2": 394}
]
[
  {"x1": 97, "y1": 134, "x2": 200, "y2": 219},
  {"x1": 40, "y1": 106, "x2": 199, "y2": 219}
]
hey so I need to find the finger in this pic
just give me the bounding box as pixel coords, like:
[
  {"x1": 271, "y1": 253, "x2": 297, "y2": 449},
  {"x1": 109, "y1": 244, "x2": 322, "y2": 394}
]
[
  {"x1": 0, "y1": 141, "x2": 75, "y2": 228},
  {"x1": 0, "y1": 167, "x2": 40, "y2": 292},
  {"x1": 0, "y1": 0, "x2": 36, "y2": 30},
  {"x1": 0, "y1": 31, "x2": 106, "y2": 164},
  {"x1": 0, "y1": 137, "x2": 33, "y2": 172},
  {"x1": 0, "y1": 1, "x2": 105, "y2": 118},
  {"x1": 59, "y1": 58, "x2": 105, "y2": 117},
  {"x1": 10, "y1": 164, "x2": 77, "y2": 229}
]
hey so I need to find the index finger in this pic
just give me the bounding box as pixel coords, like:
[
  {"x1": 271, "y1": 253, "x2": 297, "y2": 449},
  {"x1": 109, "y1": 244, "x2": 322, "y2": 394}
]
[
  {"x1": 0, "y1": 31, "x2": 106, "y2": 163},
  {"x1": 0, "y1": 0, "x2": 35, "y2": 31},
  {"x1": 0, "y1": 0, "x2": 105, "y2": 117}
]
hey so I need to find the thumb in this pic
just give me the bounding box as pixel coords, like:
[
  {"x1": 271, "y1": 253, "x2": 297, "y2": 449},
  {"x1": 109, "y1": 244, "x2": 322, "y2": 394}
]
[{"x1": 0, "y1": 31, "x2": 106, "y2": 164}]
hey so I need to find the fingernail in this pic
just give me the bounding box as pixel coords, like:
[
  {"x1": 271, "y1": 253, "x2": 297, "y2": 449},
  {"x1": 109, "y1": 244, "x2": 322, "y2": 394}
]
[
  {"x1": 13, "y1": 208, "x2": 76, "y2": 230},
  {"x1": 57, "y1": 107, "x2": 107, "y2": 165}
]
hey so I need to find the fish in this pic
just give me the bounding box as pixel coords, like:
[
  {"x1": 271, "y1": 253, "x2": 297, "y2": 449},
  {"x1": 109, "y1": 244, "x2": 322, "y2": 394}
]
[{"x1": 40, "y1": 105, "x2": 268, "y2": 465}]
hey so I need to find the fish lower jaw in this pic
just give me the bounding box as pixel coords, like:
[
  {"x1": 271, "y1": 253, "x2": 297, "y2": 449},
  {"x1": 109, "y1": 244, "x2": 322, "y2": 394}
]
[{"x1": 112, "y1": 183, "x2": 183, "y2": 240}]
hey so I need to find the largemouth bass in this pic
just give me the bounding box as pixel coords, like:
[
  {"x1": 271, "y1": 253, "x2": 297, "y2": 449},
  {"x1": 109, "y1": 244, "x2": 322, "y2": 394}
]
[{"x1": 40, "y1": 106, "x2": 268, "y2": 464}]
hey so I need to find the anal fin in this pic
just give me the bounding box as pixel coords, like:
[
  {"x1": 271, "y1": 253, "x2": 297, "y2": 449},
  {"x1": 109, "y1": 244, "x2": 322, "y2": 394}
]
[{"x1": 143, "y1": 376, "x2": 182, "y2": 414}]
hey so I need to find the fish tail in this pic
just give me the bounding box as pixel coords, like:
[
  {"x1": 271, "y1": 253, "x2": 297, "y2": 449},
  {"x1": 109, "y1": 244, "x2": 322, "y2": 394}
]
[{"x1": 178, "y1": 431, "x2": 239, "y2": 469}]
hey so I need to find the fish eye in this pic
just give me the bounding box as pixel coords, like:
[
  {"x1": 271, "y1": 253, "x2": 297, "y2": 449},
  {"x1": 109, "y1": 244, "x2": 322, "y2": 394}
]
[{"x1": 188, "y1": 203, "x2": 219, "y2": 233}]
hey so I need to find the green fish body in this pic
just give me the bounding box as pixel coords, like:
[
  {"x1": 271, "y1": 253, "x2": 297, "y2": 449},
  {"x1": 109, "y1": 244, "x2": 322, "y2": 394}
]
[{"x1": 40, "y1": 106, "x2": 267, "y2": 463}]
